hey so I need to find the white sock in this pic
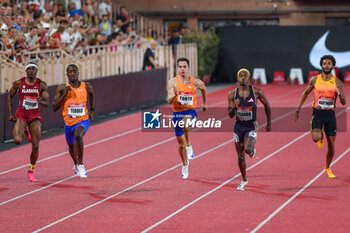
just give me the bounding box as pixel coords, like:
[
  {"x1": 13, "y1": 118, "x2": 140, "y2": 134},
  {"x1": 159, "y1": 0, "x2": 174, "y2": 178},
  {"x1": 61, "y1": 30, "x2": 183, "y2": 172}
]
[{"x1": 186, "y1": 145, "x2": 193, "y2": 155}]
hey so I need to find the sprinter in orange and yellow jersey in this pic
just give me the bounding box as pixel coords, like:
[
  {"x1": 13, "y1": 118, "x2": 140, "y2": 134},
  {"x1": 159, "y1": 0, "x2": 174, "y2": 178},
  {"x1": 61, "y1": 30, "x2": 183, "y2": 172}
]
[
  {"x1": 295, "y1": 55, "x2": 346, "y2": 179},
  {"x1": 167, "y1": 57, "x2": 207, "y2": 179},
  {"x1": 52, "y1": 64, "x2": 95, "y2": 179}
]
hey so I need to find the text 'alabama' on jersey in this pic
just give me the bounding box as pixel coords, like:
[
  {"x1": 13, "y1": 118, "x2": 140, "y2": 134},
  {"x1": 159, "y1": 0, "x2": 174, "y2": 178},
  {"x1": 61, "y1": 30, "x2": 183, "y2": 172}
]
[
  {"x1": 312, "y1": 74, "x2": 337, "y2": 110},
  {"x1": 16, "y1": 77, "x2": 42, "y2": 120},
  {"x1": 172, "y1": 75, "x2": 197, "y2": 112},
  {"x1": 235, "y1": 85, "x2": 257, "y2": 123},
  {"x1": 62, "y1": 82, "x2": 89, "y2": 126}
]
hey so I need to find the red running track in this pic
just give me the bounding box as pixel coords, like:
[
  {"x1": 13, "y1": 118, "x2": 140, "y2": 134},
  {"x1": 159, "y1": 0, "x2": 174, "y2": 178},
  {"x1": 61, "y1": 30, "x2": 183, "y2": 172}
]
[{"x1": 0, "y1": 85, "x2": 349, "y2": 233}]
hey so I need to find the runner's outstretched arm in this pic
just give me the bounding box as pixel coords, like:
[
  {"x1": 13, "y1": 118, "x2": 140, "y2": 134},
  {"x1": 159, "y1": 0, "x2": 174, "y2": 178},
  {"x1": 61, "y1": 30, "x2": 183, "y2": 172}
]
[
  {"x1": 256, "y1": 88, "x2": 271, "y2": 131},
  {"x1": 295, "y1": 76, "x2": 316, "y2": 121},
  {"x1": 194, "y1": 78, "x2": 207, "y2": 111},
  {"x1": 7, "y1": 80, "x2": 20, "y2": 122}
]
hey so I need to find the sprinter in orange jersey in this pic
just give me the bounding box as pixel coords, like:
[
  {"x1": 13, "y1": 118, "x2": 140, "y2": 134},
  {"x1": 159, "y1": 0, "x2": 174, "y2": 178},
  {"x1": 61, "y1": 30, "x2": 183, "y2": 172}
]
[
  {"x1": 52, "y1": 64, "x2": 95, "y2": 178},
  {"x1": 167, "y1": 57, "x2": 207, "y2": 179},
  {"x1": 295, "y1": 55, "x2": 346, "y2": 179},
  {"x1": 8, "y1": 62, "x2": 49, "y2": 182}
]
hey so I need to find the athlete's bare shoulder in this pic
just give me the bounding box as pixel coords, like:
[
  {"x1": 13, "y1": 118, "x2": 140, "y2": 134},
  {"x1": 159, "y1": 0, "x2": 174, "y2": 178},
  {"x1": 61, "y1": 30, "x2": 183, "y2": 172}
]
[
  {"x1": 228, "y1": 89, "x2": 236, "y2": 98},
  {"x1": 12, "y1": 79, "x2": 21, "y2": 89},
  {"x1": 167, "y1": 77, "x2": 176, "y2": 87}
]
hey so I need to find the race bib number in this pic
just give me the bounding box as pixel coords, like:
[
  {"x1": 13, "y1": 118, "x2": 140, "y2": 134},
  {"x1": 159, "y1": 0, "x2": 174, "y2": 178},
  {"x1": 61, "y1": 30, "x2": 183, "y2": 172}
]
[
  {"x1": 236, "y1": 107, "x2": 253, "y2": 121},
  {"x1": 68, "y1": 103, "x2": 85, "y2": 118},
  {"x1": 22, "y1": 96, "x2": 38, "y2": 110},
  {"x1": 178, "y1": 91, "x2": 193, "y2": 106},
  {"x1": 318, "y1": 97, "x2": 334, "y2": 110}
]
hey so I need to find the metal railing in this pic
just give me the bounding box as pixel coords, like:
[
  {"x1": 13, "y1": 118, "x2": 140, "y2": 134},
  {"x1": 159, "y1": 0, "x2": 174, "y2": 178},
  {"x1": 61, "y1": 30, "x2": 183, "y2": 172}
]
[{"x1": 0, "y1": 43, "x2": 197, "y2": 93}]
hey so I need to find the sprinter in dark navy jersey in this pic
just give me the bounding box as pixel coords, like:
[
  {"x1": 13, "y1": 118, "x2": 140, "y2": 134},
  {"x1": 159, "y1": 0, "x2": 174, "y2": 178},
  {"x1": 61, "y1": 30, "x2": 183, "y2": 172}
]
[{"x1": 228, "y1": 68, "x2": 271, "y2": 191}]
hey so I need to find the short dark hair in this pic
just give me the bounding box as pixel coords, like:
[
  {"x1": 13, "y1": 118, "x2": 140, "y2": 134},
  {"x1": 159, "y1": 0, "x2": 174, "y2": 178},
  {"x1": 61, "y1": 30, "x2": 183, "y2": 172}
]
[
  {"x1": 67, "y1": 64, "x2": 78, "y2": 72},
  {"x1": 177, "y1": 57, "x2": 190, "y2": 66},
  {"x1": 320, "y1": 55, "x2": 336, "y2": 67}
]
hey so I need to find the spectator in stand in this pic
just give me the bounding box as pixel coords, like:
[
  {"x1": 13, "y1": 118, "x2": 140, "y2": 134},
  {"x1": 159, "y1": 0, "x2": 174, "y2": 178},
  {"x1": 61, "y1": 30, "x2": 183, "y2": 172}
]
[
  {"x1": 28, "y1": 1, "x2": 41, "y2": 17},
  {"x1": 117, "y1": 6, "x2": 133, "y2": 33},
  {"x1": 59, "y1": 19, "x2": 70, "y2": 47},
  {"x1": 40, "y1": 12, "x2": 52, "y2": 31},
  {"x1": 8, "y1": 26, "x2": 17, "y2": 44},
  {"x1": 51, "y1": 25, "x2": 64, "y2": 49},
  {"x1": 168, "y1": 28, "x2": 180, "y2": 45},
  {"x1": 1, "y1": 14, "x2": 13, "y2": 31},
  {"x1": 13, "y1": 33, "x2": 29, "y2": 62},
  {"x1": 68, "y1": 2, "x2": 77, "y2": 15},
  {"x1": 142, "y1": 40, "x2": 161, "y2": 70},
  {"x1": 38, "y1": 25, "x2": 50, "y2": 49},
  {"x1": 0, "y1": 4, "x2": 7, "y2": 17},
  {"x1": 1, "y1": 28, "x2": 13, "y2": 58},
  {"x1": 5, "y1": 4, "x2": 12, "y2": 16},
  {"x1": 70, "y1": 0, "x2": 81, "y2": 11},
  {"x1": 68, "y1": 21, "x2": 82, "y2": 50},
  {"x1": 69, "y1": 3, "x2": 86, "y2": 19},
  {"x1": 55, "y1": 4, "x2": 67, "y2": 19},
  {"x1": 99, "y1": 14, "x2": 111, "y2": 36},
  {"x1": 114, "y1": 18, "x2": 123, "y2": 33},
  {"x1": 98, "y1": 0, "x2": 111, "y2": 21},
  {"x1": 13, "y1": 14, "x2": 25, "y2": 32},
  {"x1": 86, "y1": 26, "x2": 96, "y2": 41},
  {"x1": 25, "y1": 26, "x2": 40, "y2": 51}
]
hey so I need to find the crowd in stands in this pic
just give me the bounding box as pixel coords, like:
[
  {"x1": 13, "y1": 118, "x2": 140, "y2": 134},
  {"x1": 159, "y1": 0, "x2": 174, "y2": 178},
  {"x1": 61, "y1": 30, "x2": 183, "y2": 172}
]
[{"x1": 0, "y1": 0, "x2": 169, "y2": 62}]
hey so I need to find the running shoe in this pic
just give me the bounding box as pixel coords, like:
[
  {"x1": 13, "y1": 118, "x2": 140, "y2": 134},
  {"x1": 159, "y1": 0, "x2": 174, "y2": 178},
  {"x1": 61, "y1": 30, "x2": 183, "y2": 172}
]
[
  {"x1": 77, "y1": 164, "x2": 87, "y2": 178},
  {"x1": 27, "y1": 171, "x2": 37, "y2": 182},
  {"x1": 249, "y1": 148, "x2": 256, "y2": 158},
  {"x1": 317, "y1": 139, "x2": 324, "y2": 148},
  {"x1": 186, "y1": 145, "x2": 194, "y2": 160},
  {"x1": 25, "y1": 127, "x2": 32, "y2": 143},
  {"x1": 237, "y1": 180, "x2": 248, "y2": 191},
  {"x1": 182, "y1": 160, "x2": 189, "y2": 179},
  {"x1": 324, "y1": 168, "x2": 336, "y2": 179},
  {"x1": 73, "y1": 165, "x2": 79, "y2": 176}
]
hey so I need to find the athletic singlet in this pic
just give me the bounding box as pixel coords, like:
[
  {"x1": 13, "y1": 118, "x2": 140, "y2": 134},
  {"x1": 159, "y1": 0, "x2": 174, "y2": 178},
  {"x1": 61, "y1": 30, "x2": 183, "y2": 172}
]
[
  {"x1": 235, "y1": 85, "x2": 257, "y2": 123},
  {"x1": 172, "y1": 75, "x2": 197, "y2": 112},
  {"x1": 62, "y1": 81, "x2": 89, "y2": 126},
  {"x1": 312, "y1": 74, "x2": 337, "y2": 110},
  {"x1": 17, "y1": 77, "x2": 41, "y2": 115}
]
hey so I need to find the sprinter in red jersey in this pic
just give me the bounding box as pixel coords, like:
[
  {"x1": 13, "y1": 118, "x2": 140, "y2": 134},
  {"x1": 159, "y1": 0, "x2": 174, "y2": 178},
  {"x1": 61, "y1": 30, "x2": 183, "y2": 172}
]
[{"x1": 7, "y1": 62, "x2": 49, "y2": 182}]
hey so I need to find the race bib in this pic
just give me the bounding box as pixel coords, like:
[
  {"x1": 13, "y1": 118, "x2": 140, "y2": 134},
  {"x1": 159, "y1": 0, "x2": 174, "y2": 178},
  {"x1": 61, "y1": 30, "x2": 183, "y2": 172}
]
[
  {"x1": 178, "y1": 91, "x2": 193, "y2": 106},
  {"x1": 318, "y1": 97, "x2": 334, "y2": 110},
  {"x1": 68, "y1": 103, "x2": 85, "y2": 118},
  {"x1": 236, "y1": 107, "x2": 253, "y2": 121},
  {"x1": 22, "y1": 96, "x2": 38, "y2": 110}
]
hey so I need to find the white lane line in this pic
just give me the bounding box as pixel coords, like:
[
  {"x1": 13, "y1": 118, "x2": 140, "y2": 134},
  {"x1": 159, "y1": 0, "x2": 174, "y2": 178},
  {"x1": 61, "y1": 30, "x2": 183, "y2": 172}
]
[
  {"x1": 141, "y1": 132, "x2": 310, "y2": 232},
  {"x1": 142, "y1": 106, "x2": 349, "y2": 232},
  {"x1": 0, "y1": 95, "x2": 308, "y2": 206},
  {"x1": 0, "y1": 98, "x2": 230, "y2": 176},
  {"x1": 0, "y1": 136, "x2": 174, "y2": 207},
  {"x1": 0, "y1": 127, "x2": 141, "y2": 175},
  {"x1": 250, "y1": 147, "x2": 350, "y2": 233},
  {"x1": 0, "y1": 86, "x2": 297, "y2": 175},
  {"x1": 31, "y1": 140, "x2": 233, "y2": 233}
]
